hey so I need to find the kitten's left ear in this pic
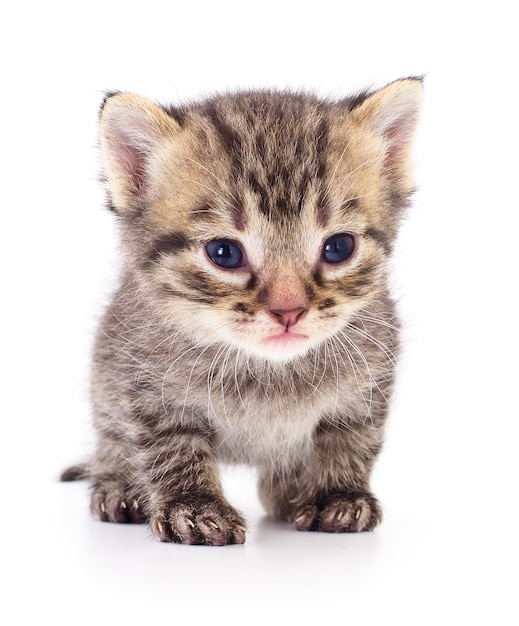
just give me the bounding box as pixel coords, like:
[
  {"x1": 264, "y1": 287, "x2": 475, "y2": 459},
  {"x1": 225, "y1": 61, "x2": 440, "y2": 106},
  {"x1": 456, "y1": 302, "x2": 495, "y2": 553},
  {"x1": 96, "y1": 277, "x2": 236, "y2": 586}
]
[{"x1": 349, "y1": 77, "x2": 423, "y2": 189}]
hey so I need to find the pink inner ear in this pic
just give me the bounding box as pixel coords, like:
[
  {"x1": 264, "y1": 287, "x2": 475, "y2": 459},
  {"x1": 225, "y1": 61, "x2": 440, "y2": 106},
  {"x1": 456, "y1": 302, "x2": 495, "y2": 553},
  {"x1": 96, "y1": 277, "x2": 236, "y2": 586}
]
[
  {"x1": 383, "y1": 116, "x2": 413, "y2": 165},
  {"x1": 110, "y1": 129, "x2": 149, "y2": 191},
  {"x1": 373, "y1": 87, "x2": 421, "y2": 171}
]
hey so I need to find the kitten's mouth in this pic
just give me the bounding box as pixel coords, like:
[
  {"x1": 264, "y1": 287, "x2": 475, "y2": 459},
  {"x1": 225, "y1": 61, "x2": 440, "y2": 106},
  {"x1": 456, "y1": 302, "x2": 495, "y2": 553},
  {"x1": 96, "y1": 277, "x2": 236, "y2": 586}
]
[{"x1": 264, "y1": 331, "x2": 308, "y2": 346}]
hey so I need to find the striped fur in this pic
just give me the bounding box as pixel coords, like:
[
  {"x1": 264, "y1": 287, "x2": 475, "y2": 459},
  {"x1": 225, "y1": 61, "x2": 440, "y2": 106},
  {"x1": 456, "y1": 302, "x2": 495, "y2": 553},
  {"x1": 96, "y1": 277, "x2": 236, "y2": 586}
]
[{"x1": 63, "y1": 78, "x2": 422, "y2": 545}]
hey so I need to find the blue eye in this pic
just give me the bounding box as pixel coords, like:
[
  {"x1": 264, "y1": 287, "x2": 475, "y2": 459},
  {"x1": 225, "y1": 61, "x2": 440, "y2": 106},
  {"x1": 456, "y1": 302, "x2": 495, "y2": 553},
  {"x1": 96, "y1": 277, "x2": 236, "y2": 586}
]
[
  {"x1": 322, "y1": 233, "x2": 356, "y2": 264},
  {"x1": 206, "y1": 239, "x2": 244, "y2": 269}
]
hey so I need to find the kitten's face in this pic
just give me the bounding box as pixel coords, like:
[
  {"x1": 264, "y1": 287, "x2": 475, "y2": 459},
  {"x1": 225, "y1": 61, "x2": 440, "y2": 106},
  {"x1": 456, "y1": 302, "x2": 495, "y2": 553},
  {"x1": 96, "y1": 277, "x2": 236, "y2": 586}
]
[{"x1": 100, "y1": 84, "x2": 421, "y2": 361}]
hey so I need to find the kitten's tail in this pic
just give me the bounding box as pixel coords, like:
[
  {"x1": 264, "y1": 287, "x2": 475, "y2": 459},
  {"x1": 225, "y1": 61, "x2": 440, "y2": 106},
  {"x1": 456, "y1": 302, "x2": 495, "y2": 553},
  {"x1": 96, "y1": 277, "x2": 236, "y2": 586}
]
[{"x1": 60, "y1": 462, "x2": 90, "y2": 482}]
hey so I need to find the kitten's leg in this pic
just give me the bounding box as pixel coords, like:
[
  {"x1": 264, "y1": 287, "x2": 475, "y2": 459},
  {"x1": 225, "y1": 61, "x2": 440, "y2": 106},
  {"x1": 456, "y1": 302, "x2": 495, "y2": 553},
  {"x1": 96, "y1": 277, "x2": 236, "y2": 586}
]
[
  {"x1": 258, "y1": 421, "x2": 383, "y2": 533},
  {"x1": 137, "y1": 427, "x2": 246, "y2": 546},
  {"x1": 89, "y1": 439, "x2": 145, "y2": 524},
  {"x1": 88, "y1": 426, "x2": 245, "y2": 544}
]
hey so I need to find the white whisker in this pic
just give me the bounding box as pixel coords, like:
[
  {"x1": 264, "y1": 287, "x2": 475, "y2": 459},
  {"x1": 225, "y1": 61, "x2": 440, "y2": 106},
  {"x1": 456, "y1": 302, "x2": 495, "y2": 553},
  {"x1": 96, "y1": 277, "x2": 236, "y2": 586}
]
[
  {"x1": 185, "y1": 157, "x2": 240, "y2": 205},
  {"x1": 335, "y1": 329, "x2": 374, "y2": 423},
  {"x1": 179, "y1": 176, "x2": 233, "y2": 208}
]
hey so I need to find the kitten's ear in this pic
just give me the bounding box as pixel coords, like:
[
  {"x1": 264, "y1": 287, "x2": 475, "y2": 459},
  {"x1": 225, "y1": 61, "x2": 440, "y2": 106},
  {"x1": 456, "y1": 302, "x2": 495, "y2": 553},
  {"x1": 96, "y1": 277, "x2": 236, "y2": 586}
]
[
  {"x1": 99, "y1": 92, "x2": 179, "y2": 213},
  {"x1": 349, "y1": 77, "x2": 423, "y2": 189}
]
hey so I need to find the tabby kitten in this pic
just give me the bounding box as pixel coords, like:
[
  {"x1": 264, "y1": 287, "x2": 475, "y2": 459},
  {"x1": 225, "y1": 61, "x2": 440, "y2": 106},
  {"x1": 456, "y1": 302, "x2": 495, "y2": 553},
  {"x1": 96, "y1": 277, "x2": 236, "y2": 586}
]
[{"x1": 62, "y1": 78, "x2": 422, "y2": 546}]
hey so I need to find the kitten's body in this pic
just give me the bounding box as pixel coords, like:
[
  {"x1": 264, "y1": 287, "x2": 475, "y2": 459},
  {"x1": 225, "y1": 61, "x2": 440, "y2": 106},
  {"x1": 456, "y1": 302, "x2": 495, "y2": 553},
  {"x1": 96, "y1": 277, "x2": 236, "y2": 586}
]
[{"x1": 63, "y1": 80, "x2": 422, "y2": 545}]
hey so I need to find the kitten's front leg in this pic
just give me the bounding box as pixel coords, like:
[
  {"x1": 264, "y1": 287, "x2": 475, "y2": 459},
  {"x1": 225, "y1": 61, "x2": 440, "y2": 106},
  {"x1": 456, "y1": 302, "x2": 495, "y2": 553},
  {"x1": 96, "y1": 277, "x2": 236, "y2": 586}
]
[
  {"x1": 89, "y1": 425, "x2": 246, "y2": 545},
  {"x1": 258, "y1": 420, "x2": 383, "y2": 533},
  {"x1": 139, "y1": 427, "x2": 246, "y2": 546}
]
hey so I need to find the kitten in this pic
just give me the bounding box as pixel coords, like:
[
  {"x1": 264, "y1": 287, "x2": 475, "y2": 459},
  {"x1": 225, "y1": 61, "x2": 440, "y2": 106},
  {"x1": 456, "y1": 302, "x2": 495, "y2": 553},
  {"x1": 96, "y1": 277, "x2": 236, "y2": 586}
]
[{"x1": 62, "y1": 78, "x2": 422, "y2": 545}]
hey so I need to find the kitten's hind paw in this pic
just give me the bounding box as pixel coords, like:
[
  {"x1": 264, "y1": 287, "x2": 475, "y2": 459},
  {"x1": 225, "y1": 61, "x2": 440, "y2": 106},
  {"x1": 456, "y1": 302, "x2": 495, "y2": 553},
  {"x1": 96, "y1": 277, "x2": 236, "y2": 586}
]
[
  {"x1": 294, "y1": 492, "x2": 382, "y2": 533},
  {"x1": 149, "y1": 499, "x2": 246, "y2": 546}
]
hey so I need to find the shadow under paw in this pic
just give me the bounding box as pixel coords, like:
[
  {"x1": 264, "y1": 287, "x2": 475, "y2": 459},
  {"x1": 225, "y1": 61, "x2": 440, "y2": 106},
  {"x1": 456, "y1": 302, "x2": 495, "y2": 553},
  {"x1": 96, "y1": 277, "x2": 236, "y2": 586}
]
[{"x1": 293, "y1": 492, "x2": 382, "y2": 533}]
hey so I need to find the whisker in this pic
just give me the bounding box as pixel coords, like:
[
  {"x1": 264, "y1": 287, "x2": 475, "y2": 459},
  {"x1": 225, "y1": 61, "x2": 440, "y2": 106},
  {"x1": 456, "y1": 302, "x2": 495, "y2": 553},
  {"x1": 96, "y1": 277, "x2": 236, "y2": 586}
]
[
  {"x1": 185, "y1": 157, "x2": 240, "y2": 205},
  {"x1": 335, "y1": 329, "x2": 374, "y2": 423},
  {"x1": 206, "y1": 342, "x2": 228, "y2": 419},
  {"x1": 355, "y1": 312, "x2": 400, "y2": 333},
  {"x1": 346, "y1": 323, "x2": 398, "y2": 368},
  {"x1": 180, "y1": 340, "x2": 217, "y2": 421},
  {"x1": 321, "y1": 138, "x2": 353, "y2": 202},
  {"x1": 178, "y1": 176, "x2": 233, "y2": 208},
  {"x1": 160, "y1": 339, "x2": 211, "y2": 413}
]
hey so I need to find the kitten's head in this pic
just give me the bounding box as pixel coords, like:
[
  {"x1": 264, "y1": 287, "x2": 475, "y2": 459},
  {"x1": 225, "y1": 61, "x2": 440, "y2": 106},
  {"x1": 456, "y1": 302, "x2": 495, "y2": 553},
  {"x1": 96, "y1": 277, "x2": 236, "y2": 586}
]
[{"x1": 99, "y1": 80, "x2": 422, "y2": 361}]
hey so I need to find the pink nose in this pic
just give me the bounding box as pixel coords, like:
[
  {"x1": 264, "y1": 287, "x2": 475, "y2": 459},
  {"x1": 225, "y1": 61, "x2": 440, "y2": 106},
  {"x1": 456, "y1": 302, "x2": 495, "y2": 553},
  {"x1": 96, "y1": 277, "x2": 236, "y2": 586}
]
[{"x1": 269, "y1": 307, "x2": 308, "y2": 328}]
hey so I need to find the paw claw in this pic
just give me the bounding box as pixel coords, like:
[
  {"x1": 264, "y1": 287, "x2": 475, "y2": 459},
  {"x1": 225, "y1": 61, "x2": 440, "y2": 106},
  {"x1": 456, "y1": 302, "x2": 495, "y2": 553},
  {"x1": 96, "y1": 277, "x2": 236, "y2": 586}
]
[
  {"x1": 151, "y1": 516, "x2": 172, "y2": 542},
  {"x1": 292, "y1": 492, "x2": 381, "y2": 533},
  {"x1": 150, "y1": 500, "x2": 246, "y2": 546},
  {"x1": 206, "y1": 519, "x2": 219, "y2": 530},
  {"x1": 91, "y1": 484, "x2": 145, "y2": 524},
  {"x1": 294, "y1": 505, "x2": 318, "y2": 531},
  {"x1": 232, "y1": 525, "x2": 246, "y2": 544}
]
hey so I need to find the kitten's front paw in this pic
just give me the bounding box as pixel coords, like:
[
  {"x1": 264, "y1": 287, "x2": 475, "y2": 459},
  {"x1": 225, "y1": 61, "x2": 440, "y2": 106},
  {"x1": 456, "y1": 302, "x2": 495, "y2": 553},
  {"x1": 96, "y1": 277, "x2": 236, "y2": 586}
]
[
  {"x1": 91, "y1": 484, "x2": 145, "y2": 524},
  {"x1": 149, "y1": 498, "x2": 246, "y2": 546},
  {"x1": 293, "y1": 492, "x2": 382, "y2": 533}
]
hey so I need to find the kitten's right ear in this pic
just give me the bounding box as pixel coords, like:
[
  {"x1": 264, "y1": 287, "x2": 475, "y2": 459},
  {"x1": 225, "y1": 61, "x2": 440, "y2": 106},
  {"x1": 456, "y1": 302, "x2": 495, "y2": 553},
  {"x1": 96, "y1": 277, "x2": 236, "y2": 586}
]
[
  {"x1": 347, "y1": 77, "x2": 423, "y2": 192},
  {"x1": 99, "y1": 92, "x2": 180, "y2": 214}
]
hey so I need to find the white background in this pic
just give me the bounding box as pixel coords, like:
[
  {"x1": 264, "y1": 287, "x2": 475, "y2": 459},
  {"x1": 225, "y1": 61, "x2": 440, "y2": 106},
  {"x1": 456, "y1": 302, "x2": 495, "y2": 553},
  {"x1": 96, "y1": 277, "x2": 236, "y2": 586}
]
[{"x1": 2, "y1": 1, "x2": 518, "y2": 624}]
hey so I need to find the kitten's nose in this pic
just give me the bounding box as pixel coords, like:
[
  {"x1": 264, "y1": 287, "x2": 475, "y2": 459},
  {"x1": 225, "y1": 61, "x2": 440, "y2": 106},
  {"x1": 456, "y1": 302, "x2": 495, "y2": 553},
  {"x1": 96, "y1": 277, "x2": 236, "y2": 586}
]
[{"x1": 269, "y1": 307, "x2": 308, "y2": 329}]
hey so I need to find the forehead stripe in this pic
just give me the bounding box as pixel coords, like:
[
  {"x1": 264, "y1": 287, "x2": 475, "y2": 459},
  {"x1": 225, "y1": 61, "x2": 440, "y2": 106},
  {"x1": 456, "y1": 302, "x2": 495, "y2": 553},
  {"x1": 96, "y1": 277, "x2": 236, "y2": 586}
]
[{"x1": 147, "y1": 232, "x2": 191, "y2": 263}]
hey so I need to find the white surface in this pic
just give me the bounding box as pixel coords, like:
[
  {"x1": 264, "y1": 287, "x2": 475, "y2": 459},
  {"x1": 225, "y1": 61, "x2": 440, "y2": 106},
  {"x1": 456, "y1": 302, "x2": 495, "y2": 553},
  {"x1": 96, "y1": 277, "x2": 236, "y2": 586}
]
[{"x1": 2, "y1": 1, "x2": 518, "y2": 624}]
